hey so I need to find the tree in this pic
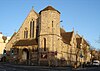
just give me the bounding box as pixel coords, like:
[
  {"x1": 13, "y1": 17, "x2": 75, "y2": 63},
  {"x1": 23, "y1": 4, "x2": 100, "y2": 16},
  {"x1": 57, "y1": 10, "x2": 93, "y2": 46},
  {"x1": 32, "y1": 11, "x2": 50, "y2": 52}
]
[
  {"x1": 96, "y1": 35, "x2": 100, "y2": 43},
  {"x1": 98, "y1": 49, "x2": 100, "y2": 61}
]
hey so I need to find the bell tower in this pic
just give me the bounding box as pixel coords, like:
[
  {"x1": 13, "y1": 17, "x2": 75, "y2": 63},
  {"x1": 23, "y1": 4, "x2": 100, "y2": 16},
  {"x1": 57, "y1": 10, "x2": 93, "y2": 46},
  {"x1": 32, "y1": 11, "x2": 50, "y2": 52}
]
[{"x1": 39, "y1": 6, "x2": 61, "y2": 55}]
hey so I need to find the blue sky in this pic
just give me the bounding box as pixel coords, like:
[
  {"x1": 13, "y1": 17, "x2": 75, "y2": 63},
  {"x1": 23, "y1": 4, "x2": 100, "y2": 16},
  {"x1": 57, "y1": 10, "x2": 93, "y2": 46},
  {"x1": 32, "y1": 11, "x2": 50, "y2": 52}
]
[{"x1": 0, "y1": 0, "x2": 100, "y2": 49}]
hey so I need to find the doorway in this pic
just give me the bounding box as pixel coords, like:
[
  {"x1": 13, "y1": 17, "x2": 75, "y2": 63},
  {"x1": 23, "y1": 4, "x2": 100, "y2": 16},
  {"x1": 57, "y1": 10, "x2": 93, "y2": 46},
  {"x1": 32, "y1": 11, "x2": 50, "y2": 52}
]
[{"x1": 22, "y1": 48, "x2": 29, "y2": 61}]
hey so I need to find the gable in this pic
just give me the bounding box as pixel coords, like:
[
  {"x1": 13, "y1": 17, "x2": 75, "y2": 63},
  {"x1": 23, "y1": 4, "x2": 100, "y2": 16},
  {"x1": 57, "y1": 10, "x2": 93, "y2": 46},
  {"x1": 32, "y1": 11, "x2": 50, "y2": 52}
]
[{"x1": 16, "y1": 9, "x2": 39, "y2": 39}]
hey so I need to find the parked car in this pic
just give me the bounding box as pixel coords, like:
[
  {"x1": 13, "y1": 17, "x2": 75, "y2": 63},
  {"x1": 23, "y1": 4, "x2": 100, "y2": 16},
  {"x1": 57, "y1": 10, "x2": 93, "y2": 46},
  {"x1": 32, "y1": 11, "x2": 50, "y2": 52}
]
[{"x1": 92, "y1": 60, "x2": 100, "y2": 66}]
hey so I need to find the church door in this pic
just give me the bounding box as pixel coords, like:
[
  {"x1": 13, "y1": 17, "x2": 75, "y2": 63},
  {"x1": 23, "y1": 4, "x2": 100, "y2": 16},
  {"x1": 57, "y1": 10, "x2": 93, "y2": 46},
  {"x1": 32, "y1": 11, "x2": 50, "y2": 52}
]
[{"x1": 22, "y1": 48, "x2": 29, "y2": 61}]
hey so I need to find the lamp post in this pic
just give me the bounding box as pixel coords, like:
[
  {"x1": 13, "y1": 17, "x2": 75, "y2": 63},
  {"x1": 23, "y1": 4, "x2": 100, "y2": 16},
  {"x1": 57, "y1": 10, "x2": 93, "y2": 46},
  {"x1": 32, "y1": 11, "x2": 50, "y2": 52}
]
[
  {"x1": 52, "y1": 20, "x2": 63, "y2": 51},
  {"x1": 55, "y1": 20, "x2": 62, "y2": 66},
  {"x1": 51, "y1": 20, "x2": 62, "y2": 66}
]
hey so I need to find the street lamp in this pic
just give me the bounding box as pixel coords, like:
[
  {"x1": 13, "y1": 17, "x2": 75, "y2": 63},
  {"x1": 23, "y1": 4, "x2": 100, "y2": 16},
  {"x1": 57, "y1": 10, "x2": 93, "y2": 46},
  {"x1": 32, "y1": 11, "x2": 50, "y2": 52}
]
[{"x1": 51, "y1": 20, "x2": 62, "y2": 66}]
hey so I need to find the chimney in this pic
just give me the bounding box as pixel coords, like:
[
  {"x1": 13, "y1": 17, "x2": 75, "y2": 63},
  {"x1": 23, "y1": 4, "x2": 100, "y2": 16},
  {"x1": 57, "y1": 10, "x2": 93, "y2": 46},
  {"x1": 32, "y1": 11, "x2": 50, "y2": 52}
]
[{"x1": 0, "y1": 32, "x2": 2, "y2": 34}]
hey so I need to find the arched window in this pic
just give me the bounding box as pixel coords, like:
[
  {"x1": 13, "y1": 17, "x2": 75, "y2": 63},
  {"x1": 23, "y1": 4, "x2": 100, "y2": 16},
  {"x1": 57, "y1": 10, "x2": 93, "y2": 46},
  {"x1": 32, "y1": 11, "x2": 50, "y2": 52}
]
[
  {"x1": 30, "y1": 21, "x2": 34, "y2": 38},
  {"x1": 24, "y1": 30, "x2": 28, "y2": 38},
  {"x1": 52, "y1": 21, "x2": 53, "y2": 27},
  {"x1": 44, "y1": 38, "x2": 46, "y2": 51}
]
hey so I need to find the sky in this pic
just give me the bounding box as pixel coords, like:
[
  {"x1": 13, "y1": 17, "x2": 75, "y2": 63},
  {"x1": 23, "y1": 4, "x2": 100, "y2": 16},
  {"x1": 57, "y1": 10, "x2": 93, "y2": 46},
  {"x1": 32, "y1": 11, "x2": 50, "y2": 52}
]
[{"x1": 0, "y1": 0, "x2": 100, "y2": 49}]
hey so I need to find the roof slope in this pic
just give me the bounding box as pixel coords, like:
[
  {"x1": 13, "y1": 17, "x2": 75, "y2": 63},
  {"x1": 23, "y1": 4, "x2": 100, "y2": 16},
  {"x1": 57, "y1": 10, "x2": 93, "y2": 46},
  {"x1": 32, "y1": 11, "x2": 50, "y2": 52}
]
[
  {"x1": 13, "y1": 39, "x2": 38, "y2": 46},
  {"x1": 61, "y1": 31, "x2": 73, "y2": 44},
  {"x1": 60, "y1": 28, "x2": 66, "y2": 33},
  {"x1": 76, "y1": 34, "x2": 90, "y2": 47},
  {"x1": 39, "y1": 6, "x2": 60, "y2": 14}
]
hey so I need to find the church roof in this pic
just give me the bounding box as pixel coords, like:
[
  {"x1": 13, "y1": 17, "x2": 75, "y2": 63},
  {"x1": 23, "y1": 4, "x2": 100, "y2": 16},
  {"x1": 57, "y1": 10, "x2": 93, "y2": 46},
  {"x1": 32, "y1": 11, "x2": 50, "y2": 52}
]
[
  {"x1": 61, "y1": 31, "x2": 73, "y2": 44},
  {"x1": 39, "y1": 6, "x2": 60, "y2": 14},
  {"x1": 60, "y1": 28, "x2": 66, "y2": 33},
  {"x1": 76, "y1": 34, "x2": 90, "y2": 48},
  {"x1": 13, "y1": 39, "x2": 38, "y2": 46},
  {"x1": 83, "y1": 38, "x2": 90, "y2": 46}
]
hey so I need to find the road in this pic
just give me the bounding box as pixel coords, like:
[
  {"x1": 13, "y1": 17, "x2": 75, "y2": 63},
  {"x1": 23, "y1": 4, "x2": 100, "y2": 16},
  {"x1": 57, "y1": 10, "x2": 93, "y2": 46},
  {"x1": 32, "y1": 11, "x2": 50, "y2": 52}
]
[
  {"x1": 0, "y1": 62, "x2": 100, "y2": 71},
  {"x1": 0, "y1": 62, "x2": 72, "y2": 71},
  {"x1": 73, "y1": 67, "x2": 100, "y2": 71},
  {"x1": 0, "y1": 63, "x2": 27, "y2": 71}
]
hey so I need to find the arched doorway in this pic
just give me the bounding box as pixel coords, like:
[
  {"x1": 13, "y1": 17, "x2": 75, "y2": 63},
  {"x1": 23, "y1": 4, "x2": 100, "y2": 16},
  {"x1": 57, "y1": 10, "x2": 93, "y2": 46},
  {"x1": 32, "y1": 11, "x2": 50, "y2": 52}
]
[{"x1": 22, "y1": 48, "x2": 29, "y2": 61}]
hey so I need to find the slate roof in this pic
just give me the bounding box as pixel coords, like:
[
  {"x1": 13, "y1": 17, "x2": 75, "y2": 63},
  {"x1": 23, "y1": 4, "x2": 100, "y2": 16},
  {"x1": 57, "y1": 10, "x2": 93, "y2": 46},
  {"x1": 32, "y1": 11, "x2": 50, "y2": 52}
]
[
  {"x1": 60, "y1": 28, "x2": 66, "y2": 33},
  {"x1": 39, "y1": 6, "x2": 60, "y2": 14},
  {"x1": 83, "y1": 39, "x2": 90, "y2": 46},
  {"x1": 61, "y1": 31, "x2": 73, "y2": 44},
  {"x1": 76, "y1": 34, "x2": 90, "y2": 47},
  {"x1": 13, "y1": 39, "x2": 38, "y2": 46}
]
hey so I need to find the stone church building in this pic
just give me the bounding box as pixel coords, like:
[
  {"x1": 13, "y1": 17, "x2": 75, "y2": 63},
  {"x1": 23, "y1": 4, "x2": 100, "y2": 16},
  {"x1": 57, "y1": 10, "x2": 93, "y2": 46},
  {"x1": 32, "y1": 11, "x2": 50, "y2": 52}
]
[{"x1": 6, "y1": 6, "x2": 90, "y2": 67}]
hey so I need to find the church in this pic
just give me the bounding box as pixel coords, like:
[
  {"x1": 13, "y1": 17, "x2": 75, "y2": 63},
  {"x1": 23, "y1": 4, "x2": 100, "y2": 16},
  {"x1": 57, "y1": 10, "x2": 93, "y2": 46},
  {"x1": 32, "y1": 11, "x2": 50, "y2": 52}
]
[{"x1": 6, "y1": 6, "x2": 90, "y2": 67}]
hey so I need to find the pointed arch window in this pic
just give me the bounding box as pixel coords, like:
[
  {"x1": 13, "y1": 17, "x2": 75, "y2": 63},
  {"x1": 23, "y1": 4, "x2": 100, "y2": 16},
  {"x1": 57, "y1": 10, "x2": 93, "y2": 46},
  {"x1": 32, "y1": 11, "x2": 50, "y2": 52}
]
[
  {"x1": 44, "y1": 38, "x2": 46, "y2": 51},
  {"x1": 52, "y1": 21, "x2": 53, "y2": 27},
  {"x1": 30, "y1": 21, "x2": 34, "y2": 38},
  {"x1": 24, "y1": 30, "x2": 28, "y2": 38}
]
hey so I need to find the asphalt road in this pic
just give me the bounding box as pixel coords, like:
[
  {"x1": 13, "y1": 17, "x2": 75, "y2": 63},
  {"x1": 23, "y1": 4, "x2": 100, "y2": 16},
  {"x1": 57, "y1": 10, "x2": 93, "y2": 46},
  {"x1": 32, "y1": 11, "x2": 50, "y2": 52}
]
[
  {"x1": 0, "y1": 63, "x2": 27, "y2": 71},
  {"x1": 73, "y1": 67, "x2": 100, "y2": 71},
  {"x1": 0, "y1": 62, "x2": 72, "y2": 71},
  {"x1": 0, "y1": 62, "x2": 100, "y2": 71}
]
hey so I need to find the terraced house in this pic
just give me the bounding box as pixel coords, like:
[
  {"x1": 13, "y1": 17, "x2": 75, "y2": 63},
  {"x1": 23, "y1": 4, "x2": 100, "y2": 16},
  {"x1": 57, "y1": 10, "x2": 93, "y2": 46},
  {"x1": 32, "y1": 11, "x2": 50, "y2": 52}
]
[{"x1": 5, "y1": 6, "x2": 90, "y2": 67}]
